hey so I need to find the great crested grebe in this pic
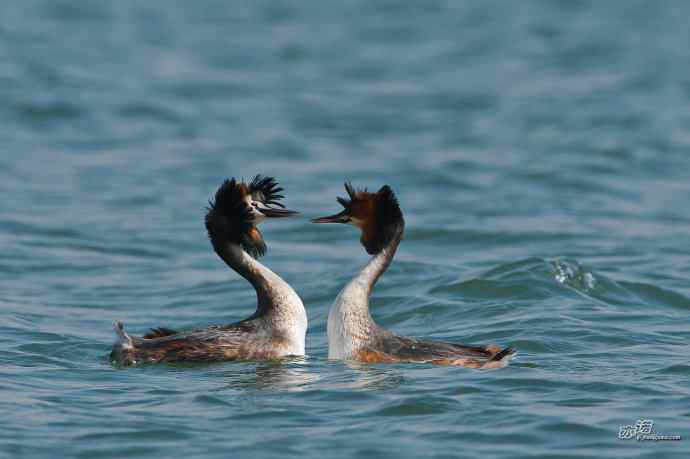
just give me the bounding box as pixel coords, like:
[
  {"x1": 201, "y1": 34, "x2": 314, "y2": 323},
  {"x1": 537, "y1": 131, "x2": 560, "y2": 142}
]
[
  {"x1": 111, "y1": 175, "x2": 307, "y2": 365},
  {"x1": 312, "y1": 183, "x2": 514, "y2": 369}
]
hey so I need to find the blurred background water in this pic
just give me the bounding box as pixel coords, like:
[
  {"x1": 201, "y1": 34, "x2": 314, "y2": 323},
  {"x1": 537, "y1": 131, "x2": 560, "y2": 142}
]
[{"x1": 1, "y1": 0, "x2": 690, "y2": 458}]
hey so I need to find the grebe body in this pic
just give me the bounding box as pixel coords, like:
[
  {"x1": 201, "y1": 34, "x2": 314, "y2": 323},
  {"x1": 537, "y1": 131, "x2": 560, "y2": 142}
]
[
  {"x1": 111, "y1": 176, "x2": 307, "y2": 365},
  {"x1": 314, "y1": 183, "x2": 513, "y2": 369}
]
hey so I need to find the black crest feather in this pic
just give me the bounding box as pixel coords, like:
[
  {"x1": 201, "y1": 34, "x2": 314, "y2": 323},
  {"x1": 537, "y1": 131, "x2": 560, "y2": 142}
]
[
  {"x1": 249, "y1": 175, "x2": 285, "y2": 208},
  {"x1": 337, "y1": 181, "x2": 364, "y2": 209},
  {"x1": 366, "y1": 185, "x2": 404, "y2": 254},
  {"x1": 344, "y1": 181, "x2": 356, "y2": 200},
  {"x1": 205, "y1": 178, "x2": 266, "y2": 258}
]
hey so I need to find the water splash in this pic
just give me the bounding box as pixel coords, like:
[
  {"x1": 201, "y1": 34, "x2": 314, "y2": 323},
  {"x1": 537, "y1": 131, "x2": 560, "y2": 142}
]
[{"x1": 549, "y1": 258, "x2": 597, "y2": 293}]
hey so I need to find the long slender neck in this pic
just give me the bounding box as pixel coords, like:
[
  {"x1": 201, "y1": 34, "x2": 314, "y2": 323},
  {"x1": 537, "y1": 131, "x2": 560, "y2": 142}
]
[
  {"x1": 214, "y1": 241, "x2": 301, "y2": 320},
  {"x1": 337, "y1": 224, "x2": 404, "y2": 318},
  {"x1": 327, "y1": 224, "x2": 404, "y2": 358},
  {"x1": 359, "y1": 228, "x2": 403, "y2": 296}
]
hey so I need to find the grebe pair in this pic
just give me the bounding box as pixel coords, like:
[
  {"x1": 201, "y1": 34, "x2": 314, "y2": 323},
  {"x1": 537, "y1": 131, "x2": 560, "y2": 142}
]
[{"x1": 111, "y1": 176, "x2": 513, "y2": 369}]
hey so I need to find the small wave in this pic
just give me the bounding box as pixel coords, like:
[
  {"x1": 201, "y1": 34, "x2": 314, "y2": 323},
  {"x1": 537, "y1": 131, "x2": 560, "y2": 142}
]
[
  {"x1": 432, "y1": 257, "x2": 689, "y2": 310},
  {"x1": 617, "y1": 281, "x2": 690, "y2": 311},
  {"x1": 377, "y1": 396, "x2": 458, "y2": 416},
  {"x1": 430, "y1": 277, "x2": 541, "y2": 301},
  {"x1": 117, "y1": 102, "x2": 182, "y2": 125},
  {"x1": 656, "y1": 364, "x2": 690, "y2": 375},
  {"x1": 482, "y1": 257, "x2": 601, "y2": 295},
  {"x1": 0, "y1": 218, "x2": 84, "y2": 240},
  {"x1": 431, "y1": 257, "x2": 602, "y2": 301},
  {"x1": 545, "y1": 259, "x2": 690, "y2": 311},
  {"x1": 14, "y1": 100, "x2": 83, "y2": 122}
]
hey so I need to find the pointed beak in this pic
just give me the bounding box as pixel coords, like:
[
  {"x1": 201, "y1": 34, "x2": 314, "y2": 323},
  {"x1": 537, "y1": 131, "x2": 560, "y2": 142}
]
[
  {"x1": 311, "y1": 210, "x2": 351, "y2": 224},
  {"x1": 261, "y1": 207, "x2": 299, "y2": 218}
]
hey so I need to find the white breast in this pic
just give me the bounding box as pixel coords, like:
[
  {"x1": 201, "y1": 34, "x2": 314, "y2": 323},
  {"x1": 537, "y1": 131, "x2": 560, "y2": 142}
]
[
  {"x1": 327, "y1": 280, "x2": 371, "y2": 359},
  {"x1": 269, "y1": 279, "x2": 308, "y2": 357},
  {"x1": 284, "y1": 295, "x2": 308, "y2": 356},
  {"x1": 326, "y1": 243, "x2": 391, "y2": 360}
]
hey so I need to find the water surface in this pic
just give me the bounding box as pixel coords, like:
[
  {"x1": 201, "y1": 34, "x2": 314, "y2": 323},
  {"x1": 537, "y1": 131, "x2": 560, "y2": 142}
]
[{"x1": 2, "y1": 1, "x2": 690, "y2": 458}]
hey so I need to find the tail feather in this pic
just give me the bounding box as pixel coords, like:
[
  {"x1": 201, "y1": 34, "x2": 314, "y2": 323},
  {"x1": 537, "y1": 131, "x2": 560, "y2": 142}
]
[{"x1": 113, "y1": 321, "x2": 134, "y2": 350}]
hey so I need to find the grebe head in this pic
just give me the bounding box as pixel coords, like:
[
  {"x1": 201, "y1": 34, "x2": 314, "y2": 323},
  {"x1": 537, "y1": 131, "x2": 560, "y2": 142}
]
[
  {"x1": 312, "y1": 182, "x2": 404, "y2": 254},
  {"x1": 205, "y1": 175, "x2": 298, "y2": 257}
]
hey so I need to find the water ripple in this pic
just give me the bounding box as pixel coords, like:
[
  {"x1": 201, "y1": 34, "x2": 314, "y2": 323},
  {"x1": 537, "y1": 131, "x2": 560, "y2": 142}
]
[{"x1": 2, "y1": 1, "x2": 690, "y2": 458}]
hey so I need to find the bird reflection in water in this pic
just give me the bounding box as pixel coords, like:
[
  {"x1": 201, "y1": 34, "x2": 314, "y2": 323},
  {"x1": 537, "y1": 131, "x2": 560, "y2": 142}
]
[
  {"x1": 337, "y1": 361, "x2": 405, "y2": 391},
  {"x1": 220, "y1": 358, "x2": 404, "y2": 392},
  {"x1": 222, "y1": 357, "x2": 318, "y2": 392}
]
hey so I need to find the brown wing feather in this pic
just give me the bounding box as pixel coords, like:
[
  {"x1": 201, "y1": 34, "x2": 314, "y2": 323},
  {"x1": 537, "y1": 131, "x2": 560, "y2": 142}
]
[
  {"x1": 142, "y1": 327, "x2": 179, "y2": 339},
  {"x1": 116, "y1": 320, "x2": 285, "y2": 365},
  {"x1": 358, "y1": 330, "x2": 509, "y2": 367}
]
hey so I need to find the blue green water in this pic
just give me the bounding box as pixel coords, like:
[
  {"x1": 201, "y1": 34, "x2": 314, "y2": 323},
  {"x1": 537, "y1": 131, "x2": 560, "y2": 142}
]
[{"x1": 2, "y1": 1, "x2": 690, "y2": 458}]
